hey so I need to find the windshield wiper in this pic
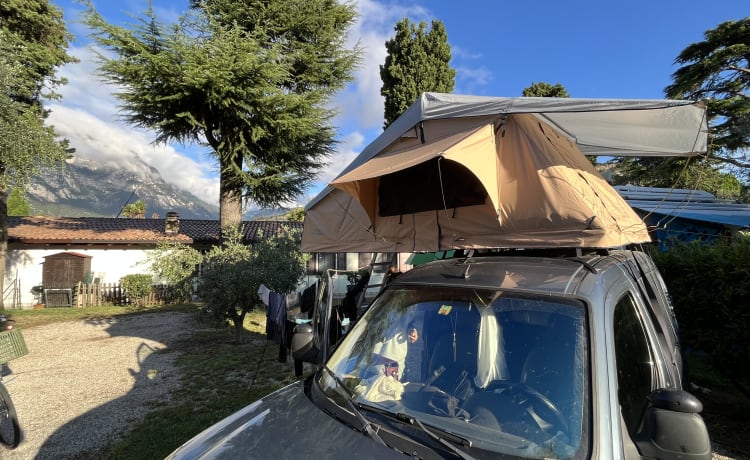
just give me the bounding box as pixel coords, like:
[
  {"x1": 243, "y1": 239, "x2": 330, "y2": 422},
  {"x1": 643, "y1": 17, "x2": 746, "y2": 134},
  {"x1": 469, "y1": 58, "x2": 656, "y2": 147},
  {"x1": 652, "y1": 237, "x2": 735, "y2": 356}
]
[
  {"x1": 321, "y1": 365, "x2": 388, "y2": 448},
  {"x1": 357, "y1": 403, "x2": 476, "y2": 460}
]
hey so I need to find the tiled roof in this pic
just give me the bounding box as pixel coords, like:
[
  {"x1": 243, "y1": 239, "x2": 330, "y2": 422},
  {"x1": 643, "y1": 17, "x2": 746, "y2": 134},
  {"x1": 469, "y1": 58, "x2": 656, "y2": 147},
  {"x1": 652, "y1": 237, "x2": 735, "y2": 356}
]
[
  {"x1": 180, "y1": 219, "x2": 304, "y2": 244},
  {"x1": 7, "y1": 216, "x2": 303, "y2": 246}
]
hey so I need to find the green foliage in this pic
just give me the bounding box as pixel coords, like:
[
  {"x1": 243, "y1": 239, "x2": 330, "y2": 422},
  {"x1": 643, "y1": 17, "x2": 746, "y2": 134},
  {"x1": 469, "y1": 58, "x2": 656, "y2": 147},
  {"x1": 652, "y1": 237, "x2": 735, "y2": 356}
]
[
  {"x1": 147, "y1": 241, "x2": 202, "y2": 302},
  {"x1": 285, "y1": 207, "x2": 305, "y2": 222},
  {"x1": 665, "y1": 18, "x2": 750, "y2": 177},
  {"x1": 0, "y1": 39, "x2": 70, "y2": 191},
  {"x1": 7, "y1": 187, "x2": 30, "y2": 216},
  {"x1": 121, "y1": 200, "x2": 146, "y2": 218},
  {"x1": 196, "y1": 224, "x2": 308, "y2": 341},
  {"x1": 82, "y1": 0, "x2": 360, "y2": 228},
  {"x1": 380, "y1": 18, "x2": 455, "y2": 128},
  {"x1": 607, "y1": 156, "x2": 742, "y2": 200},
  {"x1": 246, "y1": 226, "x2": 308, "y2": 296},
  {"x1": 648, "y1": 235, "x2": 750, "y2": 383},
  {"x1": 0, "y1": 0, "x2": 77, "y2": 103},
  {"x1": 197, "y1": 226, "x2": 254, "y2": 339},
  {"x1": 522, "y1": 82, "x2": 570, "y2": 98},
  {"x1": 120, "y1": 274, "x2": 155, "y2": 306},
  {"x1": 0, "y1": 1, "x2": 76, "y2": 188}
]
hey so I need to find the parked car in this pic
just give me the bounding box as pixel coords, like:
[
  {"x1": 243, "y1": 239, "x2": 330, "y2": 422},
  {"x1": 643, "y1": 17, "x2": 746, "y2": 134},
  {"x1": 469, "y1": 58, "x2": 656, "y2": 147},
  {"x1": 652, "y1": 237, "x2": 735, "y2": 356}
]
[{"x1": 166, "y1": 249, "x2": 710, "y2": 460}]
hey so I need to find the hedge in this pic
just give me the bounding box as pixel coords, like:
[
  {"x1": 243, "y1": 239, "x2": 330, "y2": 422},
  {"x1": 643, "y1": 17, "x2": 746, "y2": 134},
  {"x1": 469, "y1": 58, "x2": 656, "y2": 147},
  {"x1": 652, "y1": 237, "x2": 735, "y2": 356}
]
[{"x1": 648, "y1": 234, "x2": 750, "y2": 383}]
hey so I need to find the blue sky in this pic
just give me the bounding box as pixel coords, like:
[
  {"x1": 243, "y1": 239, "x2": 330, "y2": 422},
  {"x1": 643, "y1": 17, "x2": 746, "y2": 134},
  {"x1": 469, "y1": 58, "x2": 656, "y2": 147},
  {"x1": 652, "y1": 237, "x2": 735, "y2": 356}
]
[{"x1": 47, "y1": 0, "x2": 748, "y2": 209}]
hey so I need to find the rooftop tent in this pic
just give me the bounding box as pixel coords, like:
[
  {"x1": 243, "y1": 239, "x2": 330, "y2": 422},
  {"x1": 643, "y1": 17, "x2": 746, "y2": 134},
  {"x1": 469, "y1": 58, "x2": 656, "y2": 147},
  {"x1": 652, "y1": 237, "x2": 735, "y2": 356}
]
[{"x1": 301, "y1": 93, "x2": 708, "y2": 253}]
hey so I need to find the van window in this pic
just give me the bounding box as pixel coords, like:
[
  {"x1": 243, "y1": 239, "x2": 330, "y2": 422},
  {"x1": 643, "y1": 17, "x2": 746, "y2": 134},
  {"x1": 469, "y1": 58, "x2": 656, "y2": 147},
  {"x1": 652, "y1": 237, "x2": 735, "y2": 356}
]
[
  {"x1": 325, "y1": 287, "x2": 589, "y2": 459},
  {"x1": 613, "y1": 293, "x2": 655, "y2": 435}
]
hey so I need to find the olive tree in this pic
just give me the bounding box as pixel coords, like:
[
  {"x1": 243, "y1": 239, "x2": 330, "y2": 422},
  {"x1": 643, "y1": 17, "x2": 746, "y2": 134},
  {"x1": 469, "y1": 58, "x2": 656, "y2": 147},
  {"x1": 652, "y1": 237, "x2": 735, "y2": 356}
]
[
  {"x1": 147, "y1": 240, "x2": 203, "y2": 303},
  {"x1": 0, "y1": 1, "x2": 76, "y2": 307},
  {"x1": 197, "y1": 225, "x2": 307, "y2": 342}
]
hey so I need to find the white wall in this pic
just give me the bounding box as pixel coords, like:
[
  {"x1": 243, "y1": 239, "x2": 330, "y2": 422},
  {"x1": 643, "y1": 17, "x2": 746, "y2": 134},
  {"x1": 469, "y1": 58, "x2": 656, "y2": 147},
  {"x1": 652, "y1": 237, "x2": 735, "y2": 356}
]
[{"x1": 4, "y1": 248, "x2": 153, "y2": 308}]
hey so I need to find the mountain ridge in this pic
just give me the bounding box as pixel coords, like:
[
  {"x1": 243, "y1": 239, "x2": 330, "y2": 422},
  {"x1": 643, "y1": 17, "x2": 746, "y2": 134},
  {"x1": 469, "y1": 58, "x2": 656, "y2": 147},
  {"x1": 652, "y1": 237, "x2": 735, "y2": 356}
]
[{"x1": 26, "y1": 156, "x2": 221, "y2": 219}]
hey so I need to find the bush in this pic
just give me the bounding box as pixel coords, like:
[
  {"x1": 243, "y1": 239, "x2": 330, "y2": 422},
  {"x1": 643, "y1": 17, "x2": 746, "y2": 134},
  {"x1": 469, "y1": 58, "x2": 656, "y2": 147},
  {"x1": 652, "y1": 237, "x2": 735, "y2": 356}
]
[
  {"x1": 648, "y1": 234, "x2": 750, "y2": 383},
  {"x1": 120, "y1": 274, "x2": 154, "y2": 306},
  {"x1": 147, "y1": 241, "x2": 202, "y2": 302},
  {"x1": 197, "y1": 225, "x2": 308, "y2": 342}
]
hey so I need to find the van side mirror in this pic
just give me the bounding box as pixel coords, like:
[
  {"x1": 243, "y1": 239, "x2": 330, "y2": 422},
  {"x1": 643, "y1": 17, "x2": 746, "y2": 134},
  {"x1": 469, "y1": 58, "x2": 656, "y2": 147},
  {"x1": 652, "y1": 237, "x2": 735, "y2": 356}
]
[
  {"x1": 634, "y1": 388, "x2": 711, "y2": 460},
  {"x1": 291, "y1": 323, "x2": 320, "y2": 370}
]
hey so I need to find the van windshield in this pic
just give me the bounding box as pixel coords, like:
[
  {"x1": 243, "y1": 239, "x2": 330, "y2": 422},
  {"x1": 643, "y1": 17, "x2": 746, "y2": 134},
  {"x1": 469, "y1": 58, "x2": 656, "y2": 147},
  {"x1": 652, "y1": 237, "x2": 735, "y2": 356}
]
[{"x1": 323, "y1": 286, "x2": 589, "y2": 459}]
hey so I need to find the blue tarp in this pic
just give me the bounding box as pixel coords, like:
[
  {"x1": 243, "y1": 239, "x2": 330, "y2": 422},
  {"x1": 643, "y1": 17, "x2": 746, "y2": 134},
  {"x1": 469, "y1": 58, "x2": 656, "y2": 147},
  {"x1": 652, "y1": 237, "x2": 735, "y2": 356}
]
[
  {"x1": 615, "y1": 186, "x2": 750, "y2": 228},
  {"x1": 626, "y1": 200, "x2": 750, "y2": 228}
]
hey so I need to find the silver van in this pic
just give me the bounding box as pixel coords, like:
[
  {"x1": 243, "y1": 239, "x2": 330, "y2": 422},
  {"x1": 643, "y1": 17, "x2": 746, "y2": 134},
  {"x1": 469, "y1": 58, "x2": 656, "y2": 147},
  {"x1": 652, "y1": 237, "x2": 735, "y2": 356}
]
[{"x1": 167, "y1": 249, "x2": 710, "y2": 460}]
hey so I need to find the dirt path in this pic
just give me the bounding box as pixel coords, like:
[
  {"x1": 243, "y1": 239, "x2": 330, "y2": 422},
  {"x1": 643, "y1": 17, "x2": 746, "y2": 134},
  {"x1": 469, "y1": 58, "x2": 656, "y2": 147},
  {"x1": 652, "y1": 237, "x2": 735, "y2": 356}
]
[{"x1": 2, "y1": 312, "x2": 191, "y2": 460}]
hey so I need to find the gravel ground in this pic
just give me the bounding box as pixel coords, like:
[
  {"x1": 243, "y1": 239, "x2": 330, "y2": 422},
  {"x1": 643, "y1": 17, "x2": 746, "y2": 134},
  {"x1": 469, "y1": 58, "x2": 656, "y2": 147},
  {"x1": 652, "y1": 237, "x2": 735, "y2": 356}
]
[
  {"x1": 0, "y1": 310, "x2": 739, "y2": 460},
  {"x1": 2, "y1": 311, "x2": 192, "y2": 460}
]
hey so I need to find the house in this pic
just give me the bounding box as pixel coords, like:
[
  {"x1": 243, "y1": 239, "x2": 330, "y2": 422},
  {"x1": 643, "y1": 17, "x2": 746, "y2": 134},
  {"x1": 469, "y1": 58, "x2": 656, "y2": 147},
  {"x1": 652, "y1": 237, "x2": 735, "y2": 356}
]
[{"x1": 4, "y1": 214, "x2": 305, "y2": 308}]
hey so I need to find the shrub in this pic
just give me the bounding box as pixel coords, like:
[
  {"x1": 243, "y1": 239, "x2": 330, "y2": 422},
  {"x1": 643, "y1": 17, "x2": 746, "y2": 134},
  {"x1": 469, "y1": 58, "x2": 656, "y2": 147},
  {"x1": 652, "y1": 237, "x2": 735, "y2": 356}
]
[
  {"x1": 649, "y1": 234, "x2": 750, "y2": 383},
  {"x1": 120, "y1": 274, "x2": 154, "y2": 306},
  {"x1": 197, "y1": 225, "x2": 308, "y2": 342},
  {"x1": 147, "y1": 241, "x2": 202, "y2": 302}
]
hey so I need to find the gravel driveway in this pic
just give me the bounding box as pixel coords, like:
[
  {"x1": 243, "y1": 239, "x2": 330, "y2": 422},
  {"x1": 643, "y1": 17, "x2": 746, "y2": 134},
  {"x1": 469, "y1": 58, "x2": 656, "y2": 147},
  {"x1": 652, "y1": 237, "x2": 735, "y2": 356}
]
[{"x1": 2, "y1": 311, "x2": 192, "y2": 460}]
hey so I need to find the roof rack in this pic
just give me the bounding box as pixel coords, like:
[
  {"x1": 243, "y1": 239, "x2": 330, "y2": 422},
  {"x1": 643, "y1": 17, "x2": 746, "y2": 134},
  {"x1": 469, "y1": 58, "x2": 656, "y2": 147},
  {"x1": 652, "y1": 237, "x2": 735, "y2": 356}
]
[{"x1": 452, "y1": 247, "x2": 612, "y2": 260}]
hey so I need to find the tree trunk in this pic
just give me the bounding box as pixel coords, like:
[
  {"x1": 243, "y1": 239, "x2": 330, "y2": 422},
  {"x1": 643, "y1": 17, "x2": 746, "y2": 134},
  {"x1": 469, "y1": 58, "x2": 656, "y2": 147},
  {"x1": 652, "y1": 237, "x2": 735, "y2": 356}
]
[
  {"x1": 231, "y1": 308, "x2": 247, "y2": 343},
  {"x1": 0, "y1": 184, "x2": 7, "y2": 309},
  {"x1": 219, "y1": 155, "x2": 244, "y2": 235}
]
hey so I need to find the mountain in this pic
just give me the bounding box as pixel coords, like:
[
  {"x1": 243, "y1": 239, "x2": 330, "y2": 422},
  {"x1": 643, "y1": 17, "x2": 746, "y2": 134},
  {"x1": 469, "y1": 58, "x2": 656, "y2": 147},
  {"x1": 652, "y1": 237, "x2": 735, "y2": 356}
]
[{"x1": 26, "y1": 156, "x2": 220, "y2": 219}]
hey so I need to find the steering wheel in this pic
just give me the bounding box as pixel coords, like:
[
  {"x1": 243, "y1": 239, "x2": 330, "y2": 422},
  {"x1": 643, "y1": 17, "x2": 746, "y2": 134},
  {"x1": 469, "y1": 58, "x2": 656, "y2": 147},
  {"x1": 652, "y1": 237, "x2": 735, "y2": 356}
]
[{"x1": 480, "y1": 380, "x2": 569, "y2": 434}]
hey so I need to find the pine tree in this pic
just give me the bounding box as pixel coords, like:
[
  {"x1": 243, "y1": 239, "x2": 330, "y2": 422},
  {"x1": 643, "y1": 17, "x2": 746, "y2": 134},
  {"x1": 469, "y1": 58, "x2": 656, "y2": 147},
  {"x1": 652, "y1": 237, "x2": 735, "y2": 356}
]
[
  {"x1": 83, "y1": 0, "x2": 360, "y2": 231},
  {"x1": 665, "y1": 18, "x2": 750, "y2": 176},
  {"x1": 380, "y1": 19, "x2": 455, "y2": 128},
  {"x1": 522, "y1": 82, "x2": 570, "y2": 98}
]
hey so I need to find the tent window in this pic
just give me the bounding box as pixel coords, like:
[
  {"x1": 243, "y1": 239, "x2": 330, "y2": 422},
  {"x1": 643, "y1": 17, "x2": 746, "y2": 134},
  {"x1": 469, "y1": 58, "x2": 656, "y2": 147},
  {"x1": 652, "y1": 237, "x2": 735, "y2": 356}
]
[{"x1": 378, "y1": 158, "x2": 486, "y2": 217}]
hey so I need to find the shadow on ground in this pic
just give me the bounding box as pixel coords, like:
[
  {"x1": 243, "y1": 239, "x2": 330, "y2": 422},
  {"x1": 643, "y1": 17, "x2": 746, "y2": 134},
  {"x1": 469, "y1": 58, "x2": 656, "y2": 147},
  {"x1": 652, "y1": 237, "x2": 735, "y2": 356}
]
[{"x1": 31, "y1": 313, "x2": 191, "y2": 460}]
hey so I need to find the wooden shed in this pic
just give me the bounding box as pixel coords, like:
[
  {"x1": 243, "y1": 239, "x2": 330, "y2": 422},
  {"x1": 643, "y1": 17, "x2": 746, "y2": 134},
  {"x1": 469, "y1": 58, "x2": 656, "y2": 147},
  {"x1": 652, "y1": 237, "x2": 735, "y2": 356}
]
[{"x1": 42, "y1": 252, "x2": 92, "y2": 306}]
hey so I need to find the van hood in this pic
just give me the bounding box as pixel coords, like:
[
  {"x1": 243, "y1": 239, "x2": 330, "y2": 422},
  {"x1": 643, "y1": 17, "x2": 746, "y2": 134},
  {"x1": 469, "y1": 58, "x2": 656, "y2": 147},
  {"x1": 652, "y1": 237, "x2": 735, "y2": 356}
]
[{"x1": 166, "y1": 380, "x2": 403, "y2": 459}]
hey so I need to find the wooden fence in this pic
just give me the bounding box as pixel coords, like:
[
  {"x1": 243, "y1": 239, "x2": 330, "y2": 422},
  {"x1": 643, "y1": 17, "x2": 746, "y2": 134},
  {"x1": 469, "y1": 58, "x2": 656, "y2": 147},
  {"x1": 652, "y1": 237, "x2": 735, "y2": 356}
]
[{"x1": 40, "y1": 282, "x2": 171, "y2": 308}]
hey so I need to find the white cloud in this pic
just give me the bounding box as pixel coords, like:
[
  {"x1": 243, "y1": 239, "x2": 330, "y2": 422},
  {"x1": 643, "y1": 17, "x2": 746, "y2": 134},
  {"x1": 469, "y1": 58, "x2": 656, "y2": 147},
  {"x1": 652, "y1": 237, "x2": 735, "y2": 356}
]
[
  {"x1": 46, "y1": 45, "x2": 220, "y2": 204},
  {"x1": 333, "y1": 0, "x2": 438, "y2": 128},
  {"x1": 454, "y1": 65, "x2": 494, "y2": 92},
  {"x1": 326, "y1": 0, "x2": 433, "y2": 184},
  {"x1": 321, "y1": 131, "x2": 367, "y2": 185},
  {"x1": 47, "y1": 104, "x2": 220, "y2": 204}
]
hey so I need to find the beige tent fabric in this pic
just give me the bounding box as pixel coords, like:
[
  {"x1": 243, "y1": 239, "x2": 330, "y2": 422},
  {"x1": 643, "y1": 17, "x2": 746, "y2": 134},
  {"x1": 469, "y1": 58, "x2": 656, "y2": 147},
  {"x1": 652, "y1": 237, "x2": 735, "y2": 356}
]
[
  {"x1": 302, "y1": 112, "x2": 655, "y2": 252},
  {"x1": 485, "y1": 114, "x2": 650, "y2": 247},
  {"x1": 331, "y1": 124, "x2": 499, "y2": 225},
  {"x1": 300, "y1": 188, "x2": 400, "y2": 252}
]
